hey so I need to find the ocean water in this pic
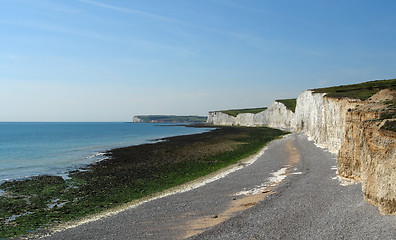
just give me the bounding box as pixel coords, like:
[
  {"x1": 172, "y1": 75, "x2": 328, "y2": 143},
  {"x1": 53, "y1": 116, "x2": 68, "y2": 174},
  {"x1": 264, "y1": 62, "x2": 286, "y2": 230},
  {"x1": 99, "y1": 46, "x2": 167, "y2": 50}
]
[{"x1": 0, "y1": 122, "x2": 211, "y2": 183}]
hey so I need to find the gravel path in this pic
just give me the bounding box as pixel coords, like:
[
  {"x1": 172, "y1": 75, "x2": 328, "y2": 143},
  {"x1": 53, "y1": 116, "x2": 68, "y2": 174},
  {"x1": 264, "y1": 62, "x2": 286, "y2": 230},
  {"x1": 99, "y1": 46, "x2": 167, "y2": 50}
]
[{"x1": 40, "y1": 133, "x2": 396, "y2": 240}]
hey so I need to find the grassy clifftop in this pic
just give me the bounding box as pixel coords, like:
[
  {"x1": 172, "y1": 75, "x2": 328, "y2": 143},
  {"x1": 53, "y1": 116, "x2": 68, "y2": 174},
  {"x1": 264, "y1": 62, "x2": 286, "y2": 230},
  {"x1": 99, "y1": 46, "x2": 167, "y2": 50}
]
[
  {"x1": 218, "y1": 100, "x2": 297, "y2": 117},
  {"x1": 312, "y1": 78, "x2": 396, "y2": 100},
  {"x1": 276, "y1": 99, "x2": 297, "y2": 113},
  {"x1": 134, "y1": 115, "x2": 207, "y2": 123},
  {"x1": 219, "y1": 107, "x2": 267, "y2": 117}
]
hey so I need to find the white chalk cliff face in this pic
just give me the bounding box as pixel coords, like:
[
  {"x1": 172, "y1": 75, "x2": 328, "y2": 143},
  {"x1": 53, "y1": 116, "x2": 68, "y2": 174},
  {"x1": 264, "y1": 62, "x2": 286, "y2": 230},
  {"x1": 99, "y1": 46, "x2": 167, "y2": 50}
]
[
  {"x1": 263, "y1": 101, "x2": 296, "y2": 129},
  {"x1": 207, "y1": 91, "x2": 360, "y2": 153},
  {"x1": 207, "y1": 112, "x2": 256, "y2": 126},
  {"x1": 207, "y1": 100, "x2": 296, "y2": 129},
  {"x1": 133, "y1": 116, "x2": 144, "y2": 123},
  {"x1": 294, "y1": 91, "x2": 361, "y2": 154},
  {"x1": 207, "y1": 89, "x2": 396, "y2": 214}
]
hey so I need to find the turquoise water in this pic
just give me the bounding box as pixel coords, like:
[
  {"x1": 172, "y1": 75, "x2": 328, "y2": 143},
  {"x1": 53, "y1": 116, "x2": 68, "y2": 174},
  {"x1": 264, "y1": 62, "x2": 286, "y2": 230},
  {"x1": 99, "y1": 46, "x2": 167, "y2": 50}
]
[{"x1": 0, "y1": 122, "x2": 211, "y2": 182}]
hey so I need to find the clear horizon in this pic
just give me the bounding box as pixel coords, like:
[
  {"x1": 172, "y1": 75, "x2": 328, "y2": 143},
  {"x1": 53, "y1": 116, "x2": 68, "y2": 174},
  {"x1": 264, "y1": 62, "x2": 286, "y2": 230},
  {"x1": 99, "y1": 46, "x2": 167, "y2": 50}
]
[{"x1": 1, "y1": 0, "x2": 396, "y2": 121}]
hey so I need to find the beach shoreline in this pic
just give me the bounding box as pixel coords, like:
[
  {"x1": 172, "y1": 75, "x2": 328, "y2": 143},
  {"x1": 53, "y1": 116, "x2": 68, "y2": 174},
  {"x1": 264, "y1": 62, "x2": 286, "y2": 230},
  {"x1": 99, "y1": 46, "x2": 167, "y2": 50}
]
[
  {"x1": 40, "y1": 135, "x2": 286, "y2": 237},
  {"x1": 0, "y1": 122, "x2": 213, "y2": 184},
  {"x1": 1, "y1": 126, "x2": 287, "y2": 239},
  {"x1": 40, "y1": 132, "x2": 396, "y2": 240}
]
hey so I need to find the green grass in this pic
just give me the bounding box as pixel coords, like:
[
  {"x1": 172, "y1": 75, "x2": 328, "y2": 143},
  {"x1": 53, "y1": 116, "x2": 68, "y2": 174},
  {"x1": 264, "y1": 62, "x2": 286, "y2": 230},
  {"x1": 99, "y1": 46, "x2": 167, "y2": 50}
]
[
  {"x1": 0, "y1": 126, "x2": 287, "y2": 239},
  {"x1": 381, "y1": 120, "x2": 396, "y2": 132},
  {"x1": 311, "y1": 78, "x2": 396, "y2": 100},
  {"x1": 220, "y1": 107, "x2": 267, "y2": 117},
  {"x1": 384, "y1": 99, "x2": 396, "y2": 109},
  {"x1": 276, "y1": 99, "x2": 297, "y2": 112},
  {"x1": 134, "y1": 115, "x2": 207, "y2": 123},
  {"x1": 380, "y1": 111, "x2": 396, "y2": 120}
]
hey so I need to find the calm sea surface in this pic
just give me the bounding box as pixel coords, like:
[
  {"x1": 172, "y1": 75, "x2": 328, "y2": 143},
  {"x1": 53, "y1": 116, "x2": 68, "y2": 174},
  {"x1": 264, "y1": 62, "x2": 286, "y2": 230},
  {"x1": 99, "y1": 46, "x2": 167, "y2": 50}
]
[{"x1": 0, "y1": 122, "x2": 211, "y2": 183}]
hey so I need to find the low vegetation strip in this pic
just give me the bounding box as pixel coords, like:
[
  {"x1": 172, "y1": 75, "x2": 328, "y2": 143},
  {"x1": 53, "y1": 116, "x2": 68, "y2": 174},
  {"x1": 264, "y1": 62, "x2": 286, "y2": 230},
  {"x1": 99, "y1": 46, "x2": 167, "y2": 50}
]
[
  {"x1": 276, "y1": 99, "x2": 297, "y2": 113},
  {"x1": 220, "y1": 107, "x2": 267, "y2": 117},
  {"x1": 0, "y1": 126, "x2": 287, "y2": 239},
  {"x1": 312, "y1": 78, "x2": 396, "y2": 100},
  {"x1": 134, "y1": 115, "x2": 207, "y2": 123}
]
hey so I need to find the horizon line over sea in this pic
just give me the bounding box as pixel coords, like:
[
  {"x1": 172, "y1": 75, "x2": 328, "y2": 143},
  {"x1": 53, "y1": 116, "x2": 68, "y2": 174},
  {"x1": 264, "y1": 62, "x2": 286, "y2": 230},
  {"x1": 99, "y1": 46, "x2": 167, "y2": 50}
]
[{"x1": 0, "y1": 122, "x2": 212, "y2": 183}]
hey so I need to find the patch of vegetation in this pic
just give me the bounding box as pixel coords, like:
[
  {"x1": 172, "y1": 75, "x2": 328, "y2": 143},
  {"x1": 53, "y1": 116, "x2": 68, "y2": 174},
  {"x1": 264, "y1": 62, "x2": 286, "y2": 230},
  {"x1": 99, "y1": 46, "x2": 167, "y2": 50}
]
[
  {"x1": 383, "y1": 99, "x2": 396, "y2": 109},
  {"x1": 0, "y1": 126, "x2": 287, "y2": 239},
  {"x1": 219, "y1": 107, "x2": 267, "y2": 117},
  {"x1": 381, "y1": 120, "x2": 396, "y2": 132},
  {"x1": 134, "y1": 115, "x2": 207, "y2": 123},
  {"x1": 276, "y1": 99, "x2": 297, "y2": 112},
  {"x1": 312, "y1": 78, "x2": 396, "y2": 100},
  {"x1": 380, "y1": 111, "x2": 396, "y2": 120},
  {"x1": 0, "y1": 176, "x2": 68, "y2": 237}
]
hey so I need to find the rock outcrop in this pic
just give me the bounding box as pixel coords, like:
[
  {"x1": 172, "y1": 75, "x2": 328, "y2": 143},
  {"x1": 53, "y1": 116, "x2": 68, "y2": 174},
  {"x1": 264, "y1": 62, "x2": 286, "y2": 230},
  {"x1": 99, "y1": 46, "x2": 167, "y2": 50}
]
[
  {"x1": 296, "y1": 89, "x2": 396, "y2": 214},
  {"x1": 207, "y1": 84, "x2": 396, "y2": 214},
  {"x1": 337, "y1": 90, "x2": 396, "y2": 214}
]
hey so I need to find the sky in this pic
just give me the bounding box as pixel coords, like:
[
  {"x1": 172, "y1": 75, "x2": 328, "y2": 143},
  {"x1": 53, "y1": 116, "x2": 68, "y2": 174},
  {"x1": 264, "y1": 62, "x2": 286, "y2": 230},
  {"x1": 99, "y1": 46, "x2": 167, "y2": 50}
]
[{"x1": 1, "y1": 0, "x2": 396, "y2": 122}]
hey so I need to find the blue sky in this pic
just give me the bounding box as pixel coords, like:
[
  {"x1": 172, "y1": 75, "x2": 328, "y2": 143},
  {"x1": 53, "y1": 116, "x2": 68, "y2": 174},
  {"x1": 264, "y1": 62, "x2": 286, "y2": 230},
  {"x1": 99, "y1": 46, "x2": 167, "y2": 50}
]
[{"x1": 1, "y1": 0, "x2": 396, "y2": 121}]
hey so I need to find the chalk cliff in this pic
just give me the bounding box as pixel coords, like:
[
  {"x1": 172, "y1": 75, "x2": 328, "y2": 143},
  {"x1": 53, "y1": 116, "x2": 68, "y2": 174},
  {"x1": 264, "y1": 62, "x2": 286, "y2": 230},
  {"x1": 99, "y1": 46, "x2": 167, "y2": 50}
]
[
  {"x1": 207, "y1": 91, "x2": 361, "y2": 153},
  {"x1": 206, "y1": 100, "x2": 296, "y2": 129},
  {"x1": 294, "y1": 91, "x2": 361, "y2": 154},
  {"x1": 262, "y1": 101, "x2": 296, "y2": 129},
  {"x1": 206, "y1": 111, "x2": 257, "y2": 126},
  {"x1": 207, "y1": 82, "x2": 396, "y2": 214},
  {"x1": 133, "y1": 116, "x2": 144, "y2": 123}
]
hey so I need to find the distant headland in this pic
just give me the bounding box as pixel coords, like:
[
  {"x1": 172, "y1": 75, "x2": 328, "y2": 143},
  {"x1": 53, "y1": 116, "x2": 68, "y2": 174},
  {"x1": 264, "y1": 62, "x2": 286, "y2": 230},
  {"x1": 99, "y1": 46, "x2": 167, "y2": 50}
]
[{"x1": 133, "y1": 115, "x2": 207, "y2": 123}]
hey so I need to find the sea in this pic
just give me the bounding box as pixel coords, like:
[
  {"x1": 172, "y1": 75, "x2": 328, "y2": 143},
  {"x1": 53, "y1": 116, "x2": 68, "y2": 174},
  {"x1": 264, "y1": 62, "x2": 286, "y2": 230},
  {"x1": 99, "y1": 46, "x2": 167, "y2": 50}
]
[{"x1": 0, "y1": 122, "x2": 211, "y2": 183}]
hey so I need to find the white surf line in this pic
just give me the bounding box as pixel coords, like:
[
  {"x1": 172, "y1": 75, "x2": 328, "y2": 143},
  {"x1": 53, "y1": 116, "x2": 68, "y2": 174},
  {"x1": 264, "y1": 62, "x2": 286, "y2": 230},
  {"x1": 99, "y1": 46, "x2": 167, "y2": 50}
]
[{"x1": 37, "y1": 134, "x2": 292, "y2": 238}]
